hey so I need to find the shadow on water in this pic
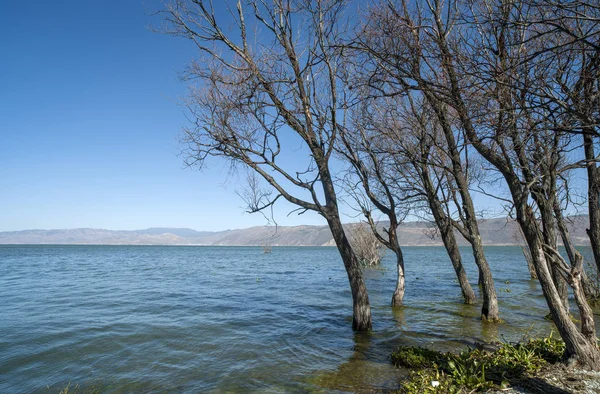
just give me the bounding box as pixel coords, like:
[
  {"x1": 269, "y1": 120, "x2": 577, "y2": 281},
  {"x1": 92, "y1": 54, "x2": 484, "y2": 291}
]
[{"x1": 310, "y1": 331, "x2": 406, "y2": 393}]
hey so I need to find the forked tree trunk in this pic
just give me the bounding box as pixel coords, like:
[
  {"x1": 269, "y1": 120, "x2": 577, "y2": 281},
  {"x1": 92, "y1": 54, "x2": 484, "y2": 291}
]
[
  {"x1": 326, "y1": 214, "x2": 372, "y2": 331},
  {"x1": 520, "y1": 208, "x2": 600, "y2": 369}
]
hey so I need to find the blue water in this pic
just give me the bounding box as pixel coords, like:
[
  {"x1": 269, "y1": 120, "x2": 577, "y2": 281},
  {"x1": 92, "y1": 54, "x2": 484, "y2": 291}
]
[{"x1": 0, "y1": 245, "x2": 595, "y2": 393}]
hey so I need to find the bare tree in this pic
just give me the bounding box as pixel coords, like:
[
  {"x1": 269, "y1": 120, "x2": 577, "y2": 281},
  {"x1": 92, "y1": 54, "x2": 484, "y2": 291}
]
[
  {"x1": 336, "y1": 92, "x2": 413, "y2": 306},
  {"x1": 522, "y1": 0, "x2": 600, "y2": 273},
  {"x1": 344, "y1": 90, "x2": 478, "y2": 305},
  {"x1": 161, "y1": 0, "x2": 372, "y2": 330},
  {"x1": 347, "y1": 223, "x2": 386, "y2": 267},
  {"x1": 435, "y1": 0, "x2": 600, "y2": 368},
  {"x1": 353, "y1": 1, "x2": 500, "y2": 321}
]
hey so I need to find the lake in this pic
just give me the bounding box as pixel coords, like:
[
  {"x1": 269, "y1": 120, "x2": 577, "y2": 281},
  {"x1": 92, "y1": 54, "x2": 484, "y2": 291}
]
[{"x1": 0, "y1": 245, "x2": 597, "y2": 393}]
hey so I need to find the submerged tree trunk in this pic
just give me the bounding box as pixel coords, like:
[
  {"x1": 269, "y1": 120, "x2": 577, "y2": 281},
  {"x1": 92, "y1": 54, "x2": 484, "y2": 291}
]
[
  {"x1": 519, "y1": 203, "x2": 600, "y2": 368},
  {"x1": 421, "y1": 164, "x2": 476, "y2": 304},
  {"x1": 326, "y1": 214, "x2": 372, "y2": 331},
  {"x1": 391, "y1": 244, "x2": 406, "y2": 307},
  {"x1": 440, "y1": 223, "x2": 477, "y2": 304}
]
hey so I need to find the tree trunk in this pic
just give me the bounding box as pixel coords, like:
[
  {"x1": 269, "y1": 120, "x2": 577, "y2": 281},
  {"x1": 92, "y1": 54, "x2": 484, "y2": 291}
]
[
  {"x1": 584, "y1": 134, "x2": 600, "y2": 274},
  {"x1": 420, "y1": 162, "x2": 477, "y2": 304},
  {"x1": 518, "y1": 199, "x2": 600, "y2": 369},
  {"x1": 522, "y1": 246, "x2": 538, "y2": 279},
  {"x1": 470, "y1": 234, "x2": 500, "y2": 322},
  {"x1": 555, "y1": 201, "x2": 597, "y2": 298},
  {"x1": 326, "y1": 214, "x2": 372, "y2": 331},
  {"x1": 537, "y1": 194, "x2": 569, "y2": 311},
  {"x1": 391, "y1": 246, "x2": 405, "y2": 307},
  {"x1": 441, "y1": 225, "x2": 477, "y2": 304}
]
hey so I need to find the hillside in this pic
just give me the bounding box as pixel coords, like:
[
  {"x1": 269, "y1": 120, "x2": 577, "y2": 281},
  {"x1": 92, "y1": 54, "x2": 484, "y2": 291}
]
[{"x1": 0, "y1": 216, "x2": 591, "y2": 246}]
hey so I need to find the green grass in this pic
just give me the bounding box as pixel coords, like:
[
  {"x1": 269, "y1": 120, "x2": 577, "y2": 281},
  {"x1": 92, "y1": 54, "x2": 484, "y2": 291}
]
[{"x1": 393, "y1": 333, "x2": 567, "y2": 393}]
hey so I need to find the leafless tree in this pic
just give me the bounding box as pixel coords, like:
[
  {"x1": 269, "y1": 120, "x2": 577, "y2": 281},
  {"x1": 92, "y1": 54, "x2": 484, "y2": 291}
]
[
  {"x1": 160, "y1": 0, "x2": 372, "y2": 330},
  {"x1": 347, "y1": 223, "x2": 386, "y2": 267},
  {"x1": 432, "y1": 0, "x2": 600, "y2": 368},
  {"x1": 336, "y1": 89, "x2": 414, "y2": 306},
  {"x1": 352, "y1": 1, "x2": 500, "y2": 321},
  {"x1": 520, "y1": 0, "x2": 600, "y2": 273},
  {"x1": 343, "y1": 88, "x2": 478, "y2": 305}
]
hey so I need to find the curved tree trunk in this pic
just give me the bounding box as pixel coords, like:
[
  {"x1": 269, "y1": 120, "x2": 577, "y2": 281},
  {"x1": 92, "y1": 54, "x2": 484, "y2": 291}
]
[
  {"x1": 326, "y1": 214, "x2": 372, "y2": 331},
  {"x1": 470, "y1": 235, "x2": 500, "y2": 321},
  {"x1": 519, "y1": 204, "x2": 600, "y2": 369},
  {"x1": 421, "y1": 166, "x2": 476, "y2": 304}
]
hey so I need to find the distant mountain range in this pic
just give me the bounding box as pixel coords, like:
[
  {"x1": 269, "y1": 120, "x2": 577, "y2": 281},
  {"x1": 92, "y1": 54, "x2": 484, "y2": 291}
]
[{"x1": 0, "y1": 216, "x2": 591, "y2": 246}]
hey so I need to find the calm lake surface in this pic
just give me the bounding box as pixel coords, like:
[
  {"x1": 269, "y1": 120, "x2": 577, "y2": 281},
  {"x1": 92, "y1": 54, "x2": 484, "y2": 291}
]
[{"x1": 1, "y1": 245, "x2": 597, "y2": 393}]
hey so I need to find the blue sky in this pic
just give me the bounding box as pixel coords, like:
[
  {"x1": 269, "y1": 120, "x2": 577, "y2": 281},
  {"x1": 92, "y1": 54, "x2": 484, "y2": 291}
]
[
  {"x1": 0, "y1": 0, "x2": 328, "y2": 231},
  {"x1": 0, "y1": 1, "x2": 588, "y2": 233}
]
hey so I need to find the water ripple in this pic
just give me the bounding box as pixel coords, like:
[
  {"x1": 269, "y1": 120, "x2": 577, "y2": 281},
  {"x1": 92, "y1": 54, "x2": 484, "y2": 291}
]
[{"x1": 0, "y1": 245, "x2": 594, "y2": 393}]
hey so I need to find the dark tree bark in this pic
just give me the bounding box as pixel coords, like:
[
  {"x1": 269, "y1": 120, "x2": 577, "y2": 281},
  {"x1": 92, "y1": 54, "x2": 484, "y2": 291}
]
[
  {"x1": 420, "y1": 163, "x2": 477, "y2": 304},
  {"x1": 327, "y1": 215, "x2": 372, "y2": 330}
]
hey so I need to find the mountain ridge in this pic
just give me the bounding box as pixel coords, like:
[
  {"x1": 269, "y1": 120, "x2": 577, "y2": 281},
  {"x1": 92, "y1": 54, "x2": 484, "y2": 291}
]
[{"x1": 0, "y1": 216, "x2": 591, "y2": 246}]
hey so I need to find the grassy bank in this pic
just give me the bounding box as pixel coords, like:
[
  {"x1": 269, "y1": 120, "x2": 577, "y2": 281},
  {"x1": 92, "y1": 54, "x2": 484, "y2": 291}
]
[{"x1": 392, "y1": 333, "x2": 573, "y2": 393}]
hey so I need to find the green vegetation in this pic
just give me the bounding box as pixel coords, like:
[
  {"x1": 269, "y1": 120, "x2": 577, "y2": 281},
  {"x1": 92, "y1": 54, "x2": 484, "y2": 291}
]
[
  {"x1": 391, "y1": 346, "x2": 445, "y2": 369},
  {"x1": 393, "y1": 333, "x2": 566, "y2": 393}
]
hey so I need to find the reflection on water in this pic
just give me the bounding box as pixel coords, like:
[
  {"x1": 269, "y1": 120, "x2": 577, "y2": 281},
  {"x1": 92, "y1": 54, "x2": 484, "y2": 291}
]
[
  {"x1": 0, "y1": 245, "x2": 596, "y2": 393},
  {"x1": 312, "y1": 332, "x2": 406, "y2": 393},
  {"x1": 391, "y1": 306, "x2": 407, "y2": 329}
]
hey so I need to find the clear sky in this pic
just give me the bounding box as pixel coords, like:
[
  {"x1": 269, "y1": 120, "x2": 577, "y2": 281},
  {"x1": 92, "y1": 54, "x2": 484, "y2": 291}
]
[
  {"x1": 0, "y1": 1, "x2": 588, "y2": 233},
  {"x1": 0, "y1": 0, "x2": 328, "y2": 232}
]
